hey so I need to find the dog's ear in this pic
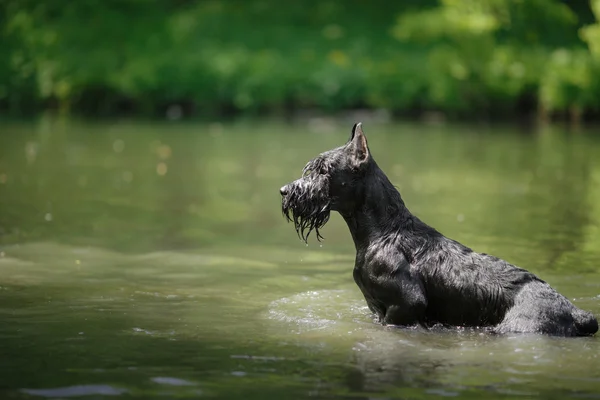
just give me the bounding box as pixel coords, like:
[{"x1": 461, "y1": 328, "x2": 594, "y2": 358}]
[{"x1": 349, "y1": 122, "x2": 369, "y2": 167}]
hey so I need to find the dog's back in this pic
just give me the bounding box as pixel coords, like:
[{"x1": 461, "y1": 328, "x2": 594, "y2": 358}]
[{"x1": 417, "y1": 234, "x2": 598, "y2": 336}]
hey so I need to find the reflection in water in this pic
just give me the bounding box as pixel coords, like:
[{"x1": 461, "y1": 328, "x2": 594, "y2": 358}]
[
  {"x1": 0, "y1": 120, "x2": 600, "y2": 399},
  {"x1": 22, "y1": 385, "x2": 128, "y2": 397},
  {"x1": 268, "y1": 289, "x2": 600, "y2": 398},
  {"x1": 531, "y1": 129, "x2": 592, "y2": 270},
  {"x1": 150, "y1": 377, "x2": 198, "y2": 386}
]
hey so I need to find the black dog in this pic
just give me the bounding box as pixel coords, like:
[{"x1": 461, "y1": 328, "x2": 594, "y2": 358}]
[{"x1": 280, "y1": 123, "x2": 598, "y2": 336}]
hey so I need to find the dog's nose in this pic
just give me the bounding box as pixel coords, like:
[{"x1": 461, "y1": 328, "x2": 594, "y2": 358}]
[{"x1": 280, "y1": 185, "x2": 288, "y2": 196}]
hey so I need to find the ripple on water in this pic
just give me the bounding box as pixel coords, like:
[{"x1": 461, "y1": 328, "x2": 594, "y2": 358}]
[
  {"x1": 267, "y1": 289, "x2": 370, "y2": 334},
  {"x1": 21, "y1": 385, "x2": 127, "y2": 397},
  {"x1": 150, "y1": 377, "x2": 198, "y2": 386}
]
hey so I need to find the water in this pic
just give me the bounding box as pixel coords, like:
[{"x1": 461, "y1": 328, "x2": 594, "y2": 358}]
[{"x1": 1, "y1": 117, "x2": 600, "y2": 399}]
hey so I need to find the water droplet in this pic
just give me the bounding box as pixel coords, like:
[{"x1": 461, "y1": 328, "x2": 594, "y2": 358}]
[
  {"x1": 156, "y1": 162, "x2": 168, "y2": 176},
  {"x1": 113, "y1": 139, "x2": 125, "y2": 153},
  {"x1": 25, "y1": 141, "x2": 38, "y2": 164},
  {"x1": 75, "y1": 260, "x2": 81, "y2": 265},
  {"x1": 44, "y1": 213, "x2": 53, "y2": 222},
  {"x1": 156, "y1": 145, "x2": 172, "y2": 160},
  {"x1": 122, "y1": 171, "x2": 133, "y2": 182}
]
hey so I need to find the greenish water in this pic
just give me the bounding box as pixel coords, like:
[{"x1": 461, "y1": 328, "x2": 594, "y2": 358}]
[{"x1": 1, "y1": 118, "x2": 599, "y2": 399}]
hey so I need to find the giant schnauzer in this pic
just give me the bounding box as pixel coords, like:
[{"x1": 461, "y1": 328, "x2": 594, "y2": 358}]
[{"x1": 280, "y1": 123, "x2": 598, "y2": 336}]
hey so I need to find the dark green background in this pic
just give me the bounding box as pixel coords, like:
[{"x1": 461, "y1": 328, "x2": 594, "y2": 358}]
[{"x1": 2, "y1": 0, "x2": 600, "y2": 119}]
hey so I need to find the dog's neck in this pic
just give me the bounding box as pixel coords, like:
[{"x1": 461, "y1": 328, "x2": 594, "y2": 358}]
[{"x1": 339, "y1": 163, "x2": 417, "y2": 251}]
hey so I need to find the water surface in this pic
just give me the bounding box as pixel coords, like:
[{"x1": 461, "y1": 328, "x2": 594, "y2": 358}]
[{"x1": 1, "y1": 118, "x2": 599, "y2": 399}]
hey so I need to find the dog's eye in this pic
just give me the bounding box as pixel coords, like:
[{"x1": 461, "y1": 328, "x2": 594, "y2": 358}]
[{"x1": 303, "y1": 167, "x2": 327, "y2": 177}]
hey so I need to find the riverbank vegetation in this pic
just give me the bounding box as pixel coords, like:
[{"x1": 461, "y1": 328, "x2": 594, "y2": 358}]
[{"x1": 2, "y1": 0, "x2": 600, "y2": 121}]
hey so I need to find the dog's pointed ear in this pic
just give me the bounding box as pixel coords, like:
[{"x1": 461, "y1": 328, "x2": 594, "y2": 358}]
[{"x1": 349, "y1": 122, "x2": 369, "y2": 167}]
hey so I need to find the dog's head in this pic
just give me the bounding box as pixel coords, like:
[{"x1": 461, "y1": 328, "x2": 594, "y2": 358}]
[{"x1": 280, "y1": 122, "x2": 373, "y2": 241}]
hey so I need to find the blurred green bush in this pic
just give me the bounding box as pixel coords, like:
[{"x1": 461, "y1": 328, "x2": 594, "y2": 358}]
[{"x1": 1, "y1": 0, "x2": 600, "y2": 119}]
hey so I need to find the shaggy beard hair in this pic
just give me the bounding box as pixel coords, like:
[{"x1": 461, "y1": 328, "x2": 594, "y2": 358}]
[{"x1": 281, "y1": 176, "x2": 331, "y2": 242}]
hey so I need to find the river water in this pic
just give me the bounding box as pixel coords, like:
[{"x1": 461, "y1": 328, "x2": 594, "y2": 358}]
[{"x1": 1, "y1": 118, "x2": 599, "y2": 398}]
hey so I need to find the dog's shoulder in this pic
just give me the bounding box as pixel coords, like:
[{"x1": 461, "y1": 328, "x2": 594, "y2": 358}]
[{"x1": 360, "y1": 236, "x2": 412, "y2": 276}]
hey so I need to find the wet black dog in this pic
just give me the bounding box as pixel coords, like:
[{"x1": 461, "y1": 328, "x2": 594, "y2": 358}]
[{"x1": 280, "y1": 123, "x2": 598, "y2": 336}]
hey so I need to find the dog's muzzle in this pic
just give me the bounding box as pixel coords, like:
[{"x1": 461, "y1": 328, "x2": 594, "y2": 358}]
[{"x1": 280, "y1": 178, "x2": 331, "y2": 242}]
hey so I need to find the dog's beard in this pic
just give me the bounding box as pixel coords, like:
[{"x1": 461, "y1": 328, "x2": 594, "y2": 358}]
[{"x1": 281, "y1": 178, "x2": 331, "y2": 242}]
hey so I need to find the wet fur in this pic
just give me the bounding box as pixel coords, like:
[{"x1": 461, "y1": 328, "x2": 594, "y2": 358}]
[
  {"x1": 281, "y1": 158, "x2": 331, "y2": 241},
  {"x1": 280, "y1": 123, "x2": 598, "y2": 337}
]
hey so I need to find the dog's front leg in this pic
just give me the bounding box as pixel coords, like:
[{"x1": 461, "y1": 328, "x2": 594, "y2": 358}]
[
  {"x1": 379, "y1": 277, "x2": 428, "y2": 327},
  {"x1": 383, "y1": 303, "x2": 426, "y2": 327},
  {"x1": 365, "y1": 297, "x2": 386, "y2": 323}
]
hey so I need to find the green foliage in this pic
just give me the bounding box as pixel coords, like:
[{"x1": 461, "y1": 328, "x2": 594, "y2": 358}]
[
  {"x1": 392, "y1": 0, "x2": 593, "y2": 114},
  {"x1": 1, "y1": 0, "x2": 599, "y2": 118}
]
